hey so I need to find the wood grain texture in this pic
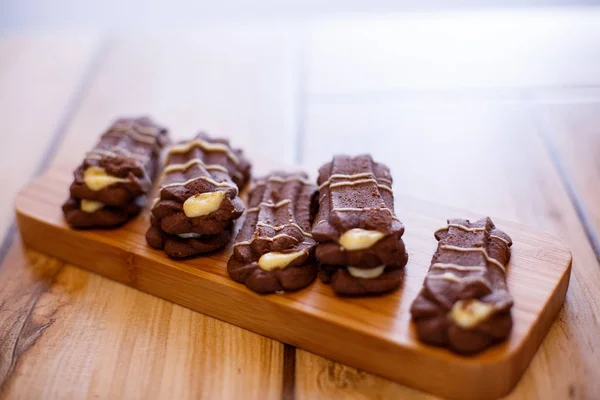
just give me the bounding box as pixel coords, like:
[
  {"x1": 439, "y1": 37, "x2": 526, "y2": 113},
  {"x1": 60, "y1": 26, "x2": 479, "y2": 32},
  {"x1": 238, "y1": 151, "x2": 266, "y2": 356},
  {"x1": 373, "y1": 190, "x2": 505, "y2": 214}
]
[
  {"x1": 0, "y1": 255, "x2": 282, "y2": 399},
  {"x1": 0, "y1": 34, "x2": 99, "y2": 239},
  {"x1": 0, "y1": 241, "x2": 64, "y2": 387},
  {"x1": 532, "y1": 96, "x2": 600, "y2": 254},
  {"x1": 0, "y1": 33, "x2": 100, "y2": 394},
  {"x1": 298, "y1": 100, "x2": 600, "y2": 399},
  {"x1": 306, "y1": 10, "x2": 600, "y2": 95},
  {"x1": 15, "y1": 166, "x2": 571, "y2": 399},
  {"x1": 1, "y1": 30, "x2": 300, "y2": 398}
]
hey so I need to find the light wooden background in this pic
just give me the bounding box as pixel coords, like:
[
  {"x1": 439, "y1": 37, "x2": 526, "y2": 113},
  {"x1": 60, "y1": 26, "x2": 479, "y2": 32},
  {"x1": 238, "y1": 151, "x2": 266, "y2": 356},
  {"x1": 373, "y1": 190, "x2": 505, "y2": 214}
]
[{"x1": 2, "y1": 9, "x2": 600, "y2": 399}]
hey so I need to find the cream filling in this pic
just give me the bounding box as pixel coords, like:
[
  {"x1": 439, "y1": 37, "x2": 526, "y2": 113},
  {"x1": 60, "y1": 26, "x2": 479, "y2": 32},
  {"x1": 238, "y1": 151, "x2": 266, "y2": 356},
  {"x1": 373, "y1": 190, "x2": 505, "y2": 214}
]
[
  {"x1": 450, "y1": 299, "x2": 495, "y2": 329},
  {"x1": 258, "y1": 250, "x2": 305, "y2": 271},
  {"x1": 80, "y1": 199, "x2": 104, "y2": 213},
  {"x1": 177, "y1": 232, "x2": 203, "y2": 239},
  {"x1": 83, "y1": 166, "x2": 129, "y2": 191},
  {"x1": 182, "y1": 191, "x2": 226, "y2": 218},
  {"x1": 339, "y1": 228, "x2": 385, "y2": 251},
  {"x1": 347, "y1": 265, "x2": 385, "y2": 279}
]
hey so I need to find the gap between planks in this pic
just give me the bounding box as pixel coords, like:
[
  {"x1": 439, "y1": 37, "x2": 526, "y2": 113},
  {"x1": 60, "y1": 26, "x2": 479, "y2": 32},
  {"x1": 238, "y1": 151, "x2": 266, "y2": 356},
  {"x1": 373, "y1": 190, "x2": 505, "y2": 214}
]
[
  {"x1": 284, "y1": 28, "x2": 309, "y2": 400},
  {"x1": 282, "y1": 344, "x2": 296, "y2": 400},
  {"x1": 2, "y1": 33, "x2": 300, "y2": 399},
  {"x1": 530, "y1": 103, "x2": 600, "y2": 263}
]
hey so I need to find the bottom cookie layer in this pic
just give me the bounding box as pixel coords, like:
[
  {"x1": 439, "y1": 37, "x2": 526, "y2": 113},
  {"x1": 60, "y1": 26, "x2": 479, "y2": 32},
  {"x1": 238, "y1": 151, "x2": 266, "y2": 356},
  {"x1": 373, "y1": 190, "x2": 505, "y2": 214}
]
[
  {"x1": 145, "y1": 217, "x2": 232, "y2": 258},
  {"x1": 228, "y1": 259, "x2": 318, "y2": 294},
  {"x1": 319, "y1": 264, "x2": 404, "y2": 296},
  {"x1": 411, "y1": 295, "x2": 513, "y2": 355},
  {"x1": 62, "y1": 197, "x2": 144, "y2": 229}
]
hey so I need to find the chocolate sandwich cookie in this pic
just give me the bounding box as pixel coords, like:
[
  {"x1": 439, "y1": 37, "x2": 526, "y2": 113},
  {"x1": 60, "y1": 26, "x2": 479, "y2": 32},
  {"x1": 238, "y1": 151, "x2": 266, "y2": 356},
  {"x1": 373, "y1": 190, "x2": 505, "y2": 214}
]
[
  {"x1": 69, "y1": 117, "x2": 169, "y2": 206},
  {"x1": 312, "y1": 154, "x2": 408, "y2": 296},
  {"x1": 63, "y1": 117, "x2": 169, "y2": 229},
  {"x1": 410, "y1": 217, "x2": 513, "y2": 355},
  {"x1": 228, "y1": 172, "x2": 318, "y2": 294},
  {"x1": 150, "y1": 133, "x2": 250, "y2": 236},
  {"x1": 146, "y1": 133, "x2": 251, "y2": 258}
]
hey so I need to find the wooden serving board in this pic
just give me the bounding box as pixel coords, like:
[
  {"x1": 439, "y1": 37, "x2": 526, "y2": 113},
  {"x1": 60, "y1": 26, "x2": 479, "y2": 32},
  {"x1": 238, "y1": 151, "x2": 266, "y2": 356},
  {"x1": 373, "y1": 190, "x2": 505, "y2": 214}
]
[{"x1": 15, "y1": 167, "x2": 572, "y2": 400}]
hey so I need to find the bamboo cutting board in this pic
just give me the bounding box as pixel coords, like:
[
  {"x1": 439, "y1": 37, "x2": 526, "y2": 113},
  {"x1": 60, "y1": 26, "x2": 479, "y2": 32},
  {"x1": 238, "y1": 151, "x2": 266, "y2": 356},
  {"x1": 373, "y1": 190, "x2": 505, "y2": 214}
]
[{"x1": 15, "y1": 166, "x2": 572, "y2": 399}]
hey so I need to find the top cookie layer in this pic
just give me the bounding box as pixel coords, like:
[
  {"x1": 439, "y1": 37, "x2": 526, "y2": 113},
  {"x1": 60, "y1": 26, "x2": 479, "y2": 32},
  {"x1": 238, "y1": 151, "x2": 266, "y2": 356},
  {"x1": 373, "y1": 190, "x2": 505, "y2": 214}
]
[{"x1": 312, "y1": 154, "x2": 404, "y2": 241}]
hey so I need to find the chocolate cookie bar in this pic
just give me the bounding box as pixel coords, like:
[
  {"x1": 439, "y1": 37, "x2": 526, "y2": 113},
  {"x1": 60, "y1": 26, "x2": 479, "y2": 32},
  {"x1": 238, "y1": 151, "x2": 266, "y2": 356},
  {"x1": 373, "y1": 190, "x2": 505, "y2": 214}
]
[
  {"x1": 227, "y1": 172, "x2": 318, "y2": 294},
  {"x1": 410, "y1": 217, "x2": 513, "y2": 355},
  {"x1": 312, "y1": 155, "x2": 408, "y2": 296},
  {"x1": 146, "y1": 133, "x2": 251, "y2": 258},
  {"x1": 63, "y1": 117, "x2": 169, "y2": 229}
]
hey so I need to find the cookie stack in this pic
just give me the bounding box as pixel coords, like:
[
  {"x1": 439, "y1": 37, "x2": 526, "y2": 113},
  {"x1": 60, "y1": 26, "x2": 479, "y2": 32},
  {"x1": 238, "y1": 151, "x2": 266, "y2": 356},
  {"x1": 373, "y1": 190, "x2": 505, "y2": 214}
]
[
  {"x1": 311, "y1": 154, "x2": 409, "y2": 295},
  {"x1": 62, "y1": 117, "x2": 169, "y2": 229},
  {"x1": 228, "y1": 172, "x2": 318, "y2": 294},
  {"x1": 145, "y1": 133, "x2": 251, "y2": 258},
  {"x1": 410, "y1": 217, "x2": 513, "y2": 354}
]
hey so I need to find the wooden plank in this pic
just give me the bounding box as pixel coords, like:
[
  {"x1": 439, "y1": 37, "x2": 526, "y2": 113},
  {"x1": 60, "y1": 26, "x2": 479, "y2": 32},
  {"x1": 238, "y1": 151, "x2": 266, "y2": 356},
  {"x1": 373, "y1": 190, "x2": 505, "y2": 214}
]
[
  {"x1": 0, "y1": 34, "x2": 98, "y2": 390},
  {"x1": 0, "y1": 240, "x2": 64, "y2": 387},
  {"x1": 306, "y1": 11, "x2": 600, "y2": 95},
  {"x1": 0, "y1": 243, "x2": 282, "y2": 399},
  {"x1": 1, "y1": 30, "x2": 299, "y2": 398},
  {"x1": 15, "y1": 166, "x2": 571, "y2": 399},
  {"x1": 532, "y1": 95, "x2": 600, "y2": 253},
  {"x1": 0, "y1": 34, "x2": 99, "y2": 239},
  {"x1": 52, "y1": 30, "x2": 301, "y2": 167},
  {"x1": 298, "y1": 100, "x2": 600, "y2": 399}
]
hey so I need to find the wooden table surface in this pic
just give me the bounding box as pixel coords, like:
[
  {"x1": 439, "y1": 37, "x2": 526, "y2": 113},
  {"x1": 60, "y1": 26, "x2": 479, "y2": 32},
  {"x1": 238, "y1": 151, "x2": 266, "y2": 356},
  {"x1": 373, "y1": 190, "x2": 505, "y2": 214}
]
[{"x1": 1, "y1": 10, "x2": 600, "y2": 399}]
